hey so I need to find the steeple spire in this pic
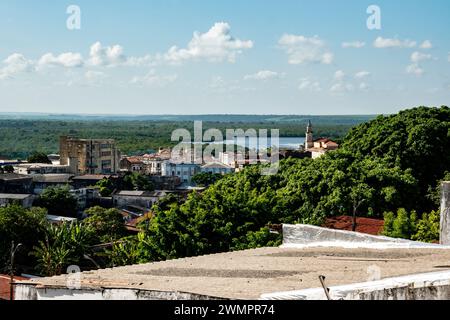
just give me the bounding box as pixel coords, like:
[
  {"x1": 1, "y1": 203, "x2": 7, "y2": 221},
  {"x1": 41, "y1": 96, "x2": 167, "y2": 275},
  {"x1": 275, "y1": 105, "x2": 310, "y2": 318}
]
[{"x1": 305, "y1": 120, "x2": 314, "y2": 149}]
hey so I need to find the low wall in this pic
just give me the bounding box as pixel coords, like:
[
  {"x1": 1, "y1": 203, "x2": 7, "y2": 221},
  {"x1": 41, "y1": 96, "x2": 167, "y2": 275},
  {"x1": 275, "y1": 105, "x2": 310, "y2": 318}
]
[
  {"x1": 282, "y1": 224, "x2": 446, "y2": 249},
  {"x1": 14, "y1": 284, "x2": 226, "y2": 300},
  {"x1": 261, "y1": 270, "x2": 450, "y2": 300}
]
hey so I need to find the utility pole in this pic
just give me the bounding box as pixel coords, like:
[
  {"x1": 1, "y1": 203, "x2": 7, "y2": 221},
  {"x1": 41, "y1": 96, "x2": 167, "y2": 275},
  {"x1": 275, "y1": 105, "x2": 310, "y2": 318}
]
[{"x1": 9, "y1": 241, "x2": 22, "y2": 301}]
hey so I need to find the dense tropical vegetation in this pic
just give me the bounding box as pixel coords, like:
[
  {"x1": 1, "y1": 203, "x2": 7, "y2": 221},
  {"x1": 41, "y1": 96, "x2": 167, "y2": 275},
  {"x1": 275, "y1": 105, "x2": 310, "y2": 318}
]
[
  {"x1": 0, "y1": 116, "x2": 372, "y2": 159},
  {"x1": 0, "y1": 106, "x2": 448, "y2": 275}
]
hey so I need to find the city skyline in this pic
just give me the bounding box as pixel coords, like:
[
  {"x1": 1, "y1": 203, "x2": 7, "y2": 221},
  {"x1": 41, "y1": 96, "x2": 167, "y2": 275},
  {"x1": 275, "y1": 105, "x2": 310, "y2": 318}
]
[{"x1": 0, "y1": 0, "x2": 449, "y2": 115}]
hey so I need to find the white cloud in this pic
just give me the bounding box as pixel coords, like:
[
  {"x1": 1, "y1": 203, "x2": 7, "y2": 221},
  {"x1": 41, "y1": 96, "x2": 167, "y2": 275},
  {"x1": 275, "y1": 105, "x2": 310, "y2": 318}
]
[
  {"x1": 85, "y1": 70, "x2": 106, "y2": 80},
  {"x1": 342, "y1": 41, "x2": 365, "y2": 48},
  {"x1": 89, "y1": 42, "x2": 127, "y2": 67},
  {"x1": 373, "y1": 37, "x2": 416, "y2": 48},
  {"x1": 0, "y1": 53, "x2": 34, "y2": 80},
  {"x1": 359, "y1": 82, "x2": 369, "y2": 91},
  {"x1": 244, "y1": 70, "x2": 282, "y2": 81},
  {"x1": 406, "y1": 52, "x2": 432, "y2": 76},
  {"x1": 334, "y1": 70, "x2": 345, "y2": 81},
  {"x1": 330, "y1": 82, "x2": 355, "y2": 93},
  {"x1": 298, "y1": 78, "x2": 321, "y2": 92},
  {"x1": 406, "y1": 63, "x2": 424, "y2": 76},
  {"x1": 355, "y1": 71, "x2": 371, "y2": 79},
  {"x1": 420, "y1": 40, "x2": 433, "y2": 49},
  {"x1": 126, "y1": 55, "x2": 155, "y2": 67},
  {"x1": 131, "y1": 69, "x2": 178, "y2": 87},
  {"x1": 164, "y1": 22, "x2": 253, "y2": 64},
  {"x1": 330, "y1": 70, "x2": 369, "y2": 93},
  {"x1": 84, "y1": 70, "x2": 108, "y2": 86},
  {"x1": 410, "y1": 51, "x2": 432, "y2": 63},
  {"x1": 279, "y1": 34, "x2": 334, "y2": 65},
  {"x1": 38, "y1": 52, "x2": 84, "y2": 68}
]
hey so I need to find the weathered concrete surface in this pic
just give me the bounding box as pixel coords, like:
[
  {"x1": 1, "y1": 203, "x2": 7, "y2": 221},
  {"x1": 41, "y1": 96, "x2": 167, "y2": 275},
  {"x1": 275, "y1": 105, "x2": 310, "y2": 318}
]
[
  {"x1": 14, "y1": 285, "x2": 225, "y2": 301},
  {"x1": 441, "y1": 182, "x2": 450, "y2": 245},
  {"x1": 282, "y1": 224, "x2": 448, "y2": 249},
  {"x1": 261, "y1": 270, "x2": 450, "y2": 300},
  {"x1": 15, "y1": 247, "x2": 450, "y2": 300}
]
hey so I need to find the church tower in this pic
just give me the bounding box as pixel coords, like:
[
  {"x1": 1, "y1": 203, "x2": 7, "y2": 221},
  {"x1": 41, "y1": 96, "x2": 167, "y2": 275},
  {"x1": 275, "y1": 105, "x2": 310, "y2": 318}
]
[{"x1": 305, "y1": 120, "x2": 314, "y2": 150}]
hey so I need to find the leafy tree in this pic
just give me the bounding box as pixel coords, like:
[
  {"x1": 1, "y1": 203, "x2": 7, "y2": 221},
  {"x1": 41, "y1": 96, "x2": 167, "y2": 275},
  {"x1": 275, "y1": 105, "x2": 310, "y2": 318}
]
[
  {"x1": 0, "y1": 165, "x2": 14, "y2": 173},
  {"x1": 31, "y1": 222, "x2": 93, "y2": 276},
  {"x1": 231, "y1": 227, "x2": 282, "y2": 251},
  {"x1": 96, "y1": 178, "x2": 116, "y2": 197},
  {"x1": 0, "y1": 205, "x2": 48, "y2": 270},
  {"x1": 192, "y1": 172, "x2": 224, "y2": 187},
  {"x1": 27, "y1": 151, "x2": 52, "y2": 164},
  {"x1": 427, "y1": 172, "x2": 450, "y2": 207},
  {"x1": 36, "y1": 186, "x2": 78, "y2": 218},
  {"x1": 121, "y1": 172, "x2": 154, "y2": 191},
  {"x1": 83, "y1": 206, "x2": 127, "y2": 243},
  {"x1": 105, "y1": 233, "x2": 151, "y2": 267},
  {"x1": 342, "y1": 106, "x2": 450, "y2": 212},
  {"x1": 96, "y1": 174, "x2": 154, "y2": 196}
]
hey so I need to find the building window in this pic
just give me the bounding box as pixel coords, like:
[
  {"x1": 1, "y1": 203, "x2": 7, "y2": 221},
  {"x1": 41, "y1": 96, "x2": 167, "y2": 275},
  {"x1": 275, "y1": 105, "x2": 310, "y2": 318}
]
[{"x1": 102, "y1": 160, "x2": 112, "y2": 168}]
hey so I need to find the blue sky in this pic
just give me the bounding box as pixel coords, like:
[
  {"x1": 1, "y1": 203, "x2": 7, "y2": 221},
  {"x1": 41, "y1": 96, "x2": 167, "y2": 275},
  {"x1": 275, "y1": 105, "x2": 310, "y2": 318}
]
[{"x1": 0, "y1": 0, "x2": 449, "y2": 115}]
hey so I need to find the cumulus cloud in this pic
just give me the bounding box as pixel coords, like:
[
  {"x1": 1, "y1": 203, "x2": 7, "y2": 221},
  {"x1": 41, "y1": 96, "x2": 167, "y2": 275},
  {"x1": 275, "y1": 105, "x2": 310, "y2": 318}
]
[
  {"x1": 164, "y1": 22, "x2": 253, "y2": 64},
  {"x1": 0, "y1": 53, "x2": 34, "y2": 80},
  {"x1": 334, "y1": 70, "x2": 346, "y2": 81},
  {"x1": 342, "y1": 41, "x2": 365, "y2": 48},
  {"x1": 126, "y1": 55, "x2": 155, "y2": 67},
  {"x1": 298, "y1": 78, "x2": 321, "y2": 92},
  {"x1": 330, "y1": 70, "x2": 369, "y2": 94},
  {"x1": 373, "y1": 37, "x2": 416, "y2": 48},
  {"x1": 420, "y1": 40, "x2": 433, "y2": 49},
  {"x1": 406, "y1": 64, "x2": 424, "y2": 76},
  {"x1": 410, "y1": 52, "x2": 432, "y2": 63},
  {"x1": 330, "y1": 82, "x2": 355, "y2": 93},
  {"x1": 38, "y1": 52, "x2": 84, "y2": 68},
  {"x1": 406, "y1": 51, "x2": 432, "y2": 76},
  {"x1": 244, "y1": 70, "x2": 283, "y2": 81},
  {"x1": 279, "y1": 34, "x2": 334, "y2": 65},
  {"x1": 131, "y1": 69, "x2": 178, "y2": 87},
  {"x1": 355, "y1": 71, "x2": 371, "y2": 79},
  {"x1": 89, "y1": 42, "x2": 127, "y2": 67}
]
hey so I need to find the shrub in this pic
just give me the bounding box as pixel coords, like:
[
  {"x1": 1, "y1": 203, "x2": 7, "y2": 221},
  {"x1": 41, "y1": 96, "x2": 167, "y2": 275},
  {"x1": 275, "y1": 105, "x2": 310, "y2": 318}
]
[{"x1": 412, "y1": 210, "x2": 440, "y2": 243}]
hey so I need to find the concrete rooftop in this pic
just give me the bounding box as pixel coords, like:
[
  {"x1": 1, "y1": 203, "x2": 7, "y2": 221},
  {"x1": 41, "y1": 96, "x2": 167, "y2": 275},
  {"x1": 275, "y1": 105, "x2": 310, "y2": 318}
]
[{"x1": 19, "y1": 246, "x2": 450, "y2": 300}]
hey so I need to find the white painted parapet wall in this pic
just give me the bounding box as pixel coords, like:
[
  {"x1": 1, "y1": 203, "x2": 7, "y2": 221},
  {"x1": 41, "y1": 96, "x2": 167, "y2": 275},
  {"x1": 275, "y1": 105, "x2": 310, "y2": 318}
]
[
  {"x1": 261, "y1": 270, "x2": 450, "y2": 300},
  {"x1": 281, "y1": 224, "x2": 450, "y2": 249}
]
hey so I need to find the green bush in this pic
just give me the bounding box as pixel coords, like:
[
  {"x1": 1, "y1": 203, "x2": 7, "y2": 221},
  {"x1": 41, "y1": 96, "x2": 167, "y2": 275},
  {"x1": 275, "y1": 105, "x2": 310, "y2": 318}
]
[
  {"x1": 412, "y1": 210, "x2": 440, "y2": 243},
  {"x1": 383, "y1": 208, "x2": 440, "y2": 242},
  {"x1": 382, "y1": 208, "x2": 417, "y2": 239}
]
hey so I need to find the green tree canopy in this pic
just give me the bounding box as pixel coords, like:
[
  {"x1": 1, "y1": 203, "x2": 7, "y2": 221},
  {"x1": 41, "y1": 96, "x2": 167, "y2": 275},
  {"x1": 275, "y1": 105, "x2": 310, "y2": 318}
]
[
  {"x1": 27, "y1": 151, "x2": 52, "y2": 164},
  {"x1": 84, "y1": 206, "x2": 127, "y2": 243},
  {"x1": 0, "y1": 205, "x2": 48, "y2": 269},
  {"x1": 36, "y1": 186, "x2": 78, "y2": 218},
  {"x1": 342, "y1": 106, "x2": 450, "y2": 212}
]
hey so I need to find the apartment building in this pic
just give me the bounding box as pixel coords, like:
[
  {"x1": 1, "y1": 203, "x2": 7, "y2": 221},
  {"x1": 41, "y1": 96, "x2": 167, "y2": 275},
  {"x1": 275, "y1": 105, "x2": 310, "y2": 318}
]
[{"x1": 59, "y1": 136, "x2": 121, "y2": 175}]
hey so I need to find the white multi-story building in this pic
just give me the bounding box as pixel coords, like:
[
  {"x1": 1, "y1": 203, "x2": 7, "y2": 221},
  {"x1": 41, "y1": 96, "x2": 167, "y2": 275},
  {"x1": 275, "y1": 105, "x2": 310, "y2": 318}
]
[{"x1": 161, "y1": 162, "x2": 201, "y2": 186}]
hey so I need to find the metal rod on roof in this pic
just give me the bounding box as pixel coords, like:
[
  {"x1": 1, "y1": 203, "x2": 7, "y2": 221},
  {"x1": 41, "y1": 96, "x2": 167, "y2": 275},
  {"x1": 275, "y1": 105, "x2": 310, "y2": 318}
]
[
  {"x1": 9, "y1": 241, "x2": 22, "y2": 301},
  {"x1": 319, "y1": 275, "x2": 332, "y2": 301}
]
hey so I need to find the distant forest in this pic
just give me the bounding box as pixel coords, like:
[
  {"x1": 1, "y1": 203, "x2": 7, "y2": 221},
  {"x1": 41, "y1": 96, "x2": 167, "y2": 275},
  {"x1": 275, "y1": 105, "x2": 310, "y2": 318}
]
[{"x1": 0, "y1": 114, "x2": 376, "y2": 159}]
